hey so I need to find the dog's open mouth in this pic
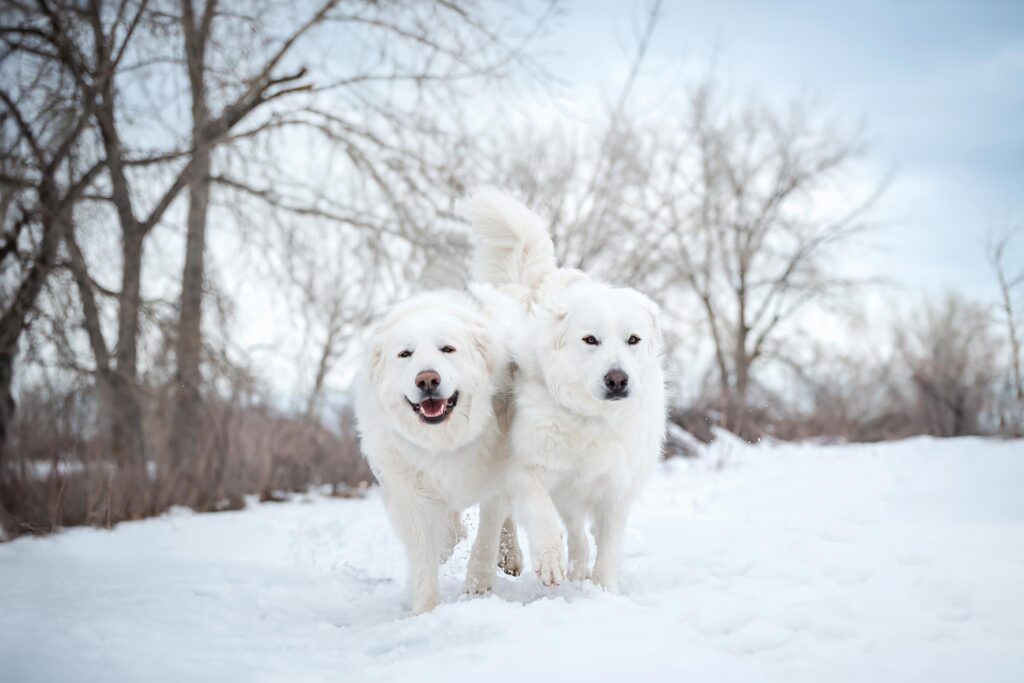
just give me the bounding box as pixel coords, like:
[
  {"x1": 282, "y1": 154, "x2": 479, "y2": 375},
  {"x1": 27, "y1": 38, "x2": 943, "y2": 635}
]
[{"x1": 407, "y1": 392, "x2": 459, "y2": 424}]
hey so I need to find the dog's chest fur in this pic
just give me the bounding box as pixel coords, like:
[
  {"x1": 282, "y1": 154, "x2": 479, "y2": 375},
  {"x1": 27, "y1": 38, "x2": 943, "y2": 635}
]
[
  {"x1": 512, "y1": 377, "x2": 656, "y2": 485},
  {"x1": 385, "y1": 409, "x2": 508, "y2": 510}
]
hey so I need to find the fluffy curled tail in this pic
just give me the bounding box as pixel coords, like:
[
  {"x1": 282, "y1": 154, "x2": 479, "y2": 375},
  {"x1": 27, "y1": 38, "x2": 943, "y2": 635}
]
[{"x1": 458, "y1": 188, "x2": 557, "y2": 300}]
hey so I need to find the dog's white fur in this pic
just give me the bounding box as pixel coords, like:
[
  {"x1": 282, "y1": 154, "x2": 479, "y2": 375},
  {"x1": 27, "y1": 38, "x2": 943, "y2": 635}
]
[
  {"x1": 460, "y1": 189, "x2": 667, "y2": 592},
  {"x1": 355, "y1": 288, "x2": 522, "y2": 613}
]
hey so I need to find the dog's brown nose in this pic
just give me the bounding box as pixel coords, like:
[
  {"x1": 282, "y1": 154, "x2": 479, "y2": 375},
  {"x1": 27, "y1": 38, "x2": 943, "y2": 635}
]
[
  {"x1": 604, "y1": 368, "x2": 629, "y2": 393},
  {"x1": 415, "y1": 370, "x2": 441, "y2": 393}
]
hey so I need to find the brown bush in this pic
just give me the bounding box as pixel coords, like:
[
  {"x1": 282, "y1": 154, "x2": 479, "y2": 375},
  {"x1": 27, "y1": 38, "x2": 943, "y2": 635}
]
[{"x1": 0, "y1": 384, "x2": 372, "y2": 539}]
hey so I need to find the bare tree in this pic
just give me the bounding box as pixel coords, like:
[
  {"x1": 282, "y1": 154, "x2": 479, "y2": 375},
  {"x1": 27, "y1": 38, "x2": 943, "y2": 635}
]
[
  {"x1": 168, "y1": 0, "x2": 344, "y2": 496},
  {"x1": 642, "y1": 84, "x2": 884, "y2": 437},
  {"x1": 896, "y1": 293, "x2": 998, "y2": 437},
  {"x1": 2, "y1": 1, "x2": 203, "y2": 477},
  {"x1": 0, "y1": 5, "x2": 107, "y2": 533},
  {"x1": 987, "y1": 223, "x2": 1023, "y2": 435}
]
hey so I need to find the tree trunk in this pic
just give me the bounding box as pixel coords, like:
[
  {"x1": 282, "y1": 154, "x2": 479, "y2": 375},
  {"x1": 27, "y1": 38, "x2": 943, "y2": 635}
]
[
  {"x1": 730, "y1": 278, "x2": 751, "y2": 438},
  {"x1": 171, "y1": 2, "x2": 214, "y2": 505},
  {"x1": 0, "y1": 356, "x2": 12, "y2": 442},
  {"x1": 109, "y1": 228, "x2": 148, "y2": 468},
  {"x1": 116, "y1": 228, "x2": 144, "y2": 381},
  {"x1": 0, "y1": 220, "x2": 59, "y2": 444},
  {"x1": 170, "y1": 145, "x2": 210, "y2": 501},
  {"x1": 100, "y1": 372, "x2": 146, "y2": 460},
  {"x1": 734, "y1": 360, "x2": 751, "y2": 439},
  {"x1": 0, "y1": 354, "x2": 19, "y2": 538},
  {"x1": 0, "y1": 206, "x2": 61, "y2": 536}
]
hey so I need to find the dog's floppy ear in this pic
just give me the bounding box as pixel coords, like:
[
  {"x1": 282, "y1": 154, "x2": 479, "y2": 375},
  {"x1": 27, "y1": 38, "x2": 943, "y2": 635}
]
[
  {"x1": 634, "y1": 291, "x2": 664, "y2": 352},
  {"x1": 535, "y1": 269, "x2": 587, "y2": 350},
  {"x1": 467, "y1": 321, "x2": 494, "y2": 375},
  {"x1": 368, "y1": 329, "x2": 388, "y2": 386},
  {"x1": 367, "y1": 311, "x2": 401, "y2": 385},
  {"x1": 452, "y1": 309, "x2": 495, "y2": 376},
  {"x1": 537, "y1": 294, "x2": 570, "y2": 350}
]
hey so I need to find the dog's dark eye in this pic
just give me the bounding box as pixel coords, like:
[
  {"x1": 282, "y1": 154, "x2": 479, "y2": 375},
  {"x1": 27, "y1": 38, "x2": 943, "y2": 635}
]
[
  {"x1": 397, "y1": 350, "x2": 412, "y2": 358},
  {"x1": 628, "y1": 335, "x2": 641, "y2": 345},
  {"x1": 582, "y1": 335, "x2": 600, "y2": 346},
  {"x1": 440, "y1": 345, "x2": 456, "y2": 354}
]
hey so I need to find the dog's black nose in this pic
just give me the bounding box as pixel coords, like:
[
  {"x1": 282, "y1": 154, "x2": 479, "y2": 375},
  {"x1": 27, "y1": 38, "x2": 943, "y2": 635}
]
[
  {"x1": 416, "y1": 370, "x2": 441, "y2": 393},
  {"x1": 604, "y1": 369, "x2": 629, "y2": 393}
]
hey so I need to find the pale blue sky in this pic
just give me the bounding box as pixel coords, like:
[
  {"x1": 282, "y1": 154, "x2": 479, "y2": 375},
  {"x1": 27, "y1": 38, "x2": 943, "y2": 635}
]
[{"x1": 528, "y1": 0, "x2": 1024, "y2": 303}]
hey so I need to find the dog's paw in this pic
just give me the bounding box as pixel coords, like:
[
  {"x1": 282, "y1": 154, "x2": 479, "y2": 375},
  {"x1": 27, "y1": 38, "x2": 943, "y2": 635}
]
[
  {"x1": 462, "y1": 566, "x2": 495, "y2": 595},
  {"x1": 498, "y1": 542, "x2": 523, "y2": 577},
  {"x1": 497, "y1": 518, "x2": 524, "y2": 576},
  {"x1": 590, "y1": 571, "x2": 619, "y2": 594},
  {"x1": 567, "y1": 560, "x2": 590, "y2": 582},
  {"x1": 535, "y1": 549, "x2": 566, "y2": 587},
  {"x1": 410, "y1": 593, "x2": 440, "y2": 615}
]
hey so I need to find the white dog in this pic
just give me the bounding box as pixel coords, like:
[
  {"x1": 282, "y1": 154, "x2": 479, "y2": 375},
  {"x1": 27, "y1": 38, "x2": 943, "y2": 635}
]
[
  {"x1": 460, "y1": 190, "x2": 667, "y2": 593},
  {"x1": 355, "y1": 288, "x2": 523, "y2": 613}
]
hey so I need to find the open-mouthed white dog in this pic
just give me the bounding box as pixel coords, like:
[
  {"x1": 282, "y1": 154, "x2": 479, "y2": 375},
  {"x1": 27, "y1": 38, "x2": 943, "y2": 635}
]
[
  {"x1": 354, "y1": 288, "x2": 523, "y2": 613},
  {"x1": 459, "y1": 189, "x2": 667, "y2": 592}
]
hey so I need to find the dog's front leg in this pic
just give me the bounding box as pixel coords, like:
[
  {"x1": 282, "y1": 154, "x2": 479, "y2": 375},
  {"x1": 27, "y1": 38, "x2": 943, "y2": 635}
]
[
  {"x1": 381, "y1": 483, "x2": 446, "y2": 614},
  {"x1": 463, "y1": 496, "x2": 508, "y2": 594},
  {"x1": 557, "y1": 502, "x2": 590, "y2": 582},
  {"x1": 590, "y1": 492, "x2": 630, "y2": 594},
  {"x1": 440, "y1": 510, "x2": 467, "y2": 563},
  {"x1": 508, "y1": 467, "x2": 565, "y2": 587}
]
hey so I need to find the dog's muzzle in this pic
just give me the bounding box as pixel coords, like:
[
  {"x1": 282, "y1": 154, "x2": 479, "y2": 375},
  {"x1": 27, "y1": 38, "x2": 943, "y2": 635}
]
[{"x1": 407, "y1": 389, "x2": 459, "y2": 424}]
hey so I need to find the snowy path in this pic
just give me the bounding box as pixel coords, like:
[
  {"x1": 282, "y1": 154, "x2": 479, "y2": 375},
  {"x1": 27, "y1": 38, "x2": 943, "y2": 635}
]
[{"x1": 2, "y1": 436, "x2": 1023, "y2": 682}]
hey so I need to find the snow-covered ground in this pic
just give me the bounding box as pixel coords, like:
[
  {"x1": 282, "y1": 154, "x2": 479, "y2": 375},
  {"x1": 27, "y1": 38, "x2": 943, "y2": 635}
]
[{"x1": 2, "y1": 436, "x2": 1023, "y2": 682}]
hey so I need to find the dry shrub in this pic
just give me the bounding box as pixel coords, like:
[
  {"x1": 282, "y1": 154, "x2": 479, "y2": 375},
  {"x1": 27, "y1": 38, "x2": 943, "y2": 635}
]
[
  {"x1": 155, "y1": 398, "x2": 373, "y2": 512},
  {"x1": 0, "y1": 384, "x2": 372, "y2": 539}
]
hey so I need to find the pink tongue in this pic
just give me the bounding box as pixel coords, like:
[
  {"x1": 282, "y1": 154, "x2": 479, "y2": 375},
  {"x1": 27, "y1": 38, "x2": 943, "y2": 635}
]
[{"x1": 420, "y1": 398, "x2": 445, "y2": 417}]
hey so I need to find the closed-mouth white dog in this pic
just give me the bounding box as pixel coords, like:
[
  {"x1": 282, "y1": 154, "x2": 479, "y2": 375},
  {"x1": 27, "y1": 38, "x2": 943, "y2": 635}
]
[
  {"x1": 460, "y1": 190, "x2": 667, "y2": 593},
  {"x1": 355, "y1": 288, "x2": 523, "y2": 613}
]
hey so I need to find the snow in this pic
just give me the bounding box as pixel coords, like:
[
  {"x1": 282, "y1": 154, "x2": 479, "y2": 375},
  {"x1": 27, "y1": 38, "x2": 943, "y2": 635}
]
[{"x1": 2, "y1": 436, "x2": 1023, "y2": 682}]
